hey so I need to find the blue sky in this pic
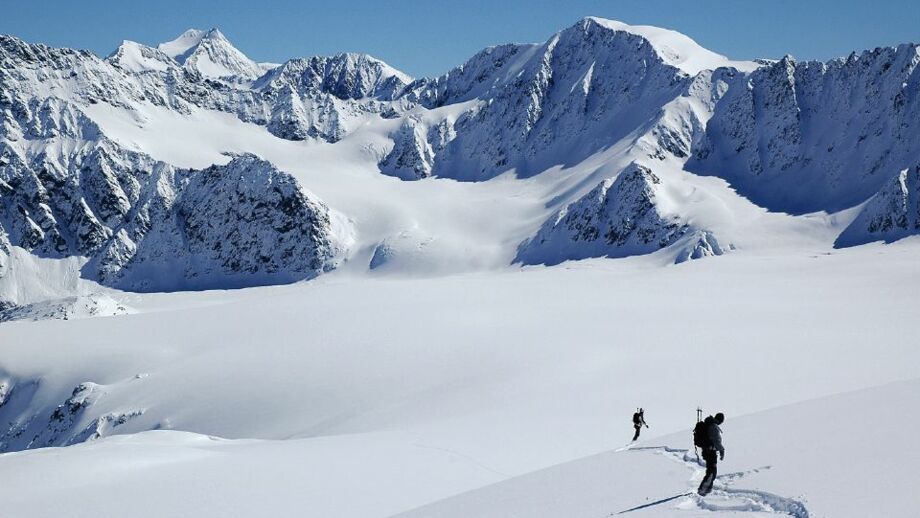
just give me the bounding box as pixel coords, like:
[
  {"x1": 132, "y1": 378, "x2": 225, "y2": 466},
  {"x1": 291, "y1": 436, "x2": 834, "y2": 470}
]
[{"x1": 2, "y1": 0, "x2": 918, "y2": 77}]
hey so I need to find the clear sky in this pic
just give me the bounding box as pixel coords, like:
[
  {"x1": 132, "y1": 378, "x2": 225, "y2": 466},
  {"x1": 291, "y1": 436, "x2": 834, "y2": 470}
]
[{"x1": 1, "y1": 0, "x2": 918, "y2": 78}]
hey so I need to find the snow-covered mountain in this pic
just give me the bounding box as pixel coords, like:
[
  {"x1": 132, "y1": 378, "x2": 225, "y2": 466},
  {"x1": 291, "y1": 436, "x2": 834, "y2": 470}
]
[
  {"x1": 396, "y1": 17, "x2": 755, "y2": 182},
  {"x1": 2, "y1": 17, "x2": 920, "y2": 308},
  {"x1": 690, "y1": 47, "x2": 920, "y2": 214},
  {"x1": 836, "y1": 164, "x2": 920, "y2": 247},
  {"x1": 3, "y1": 18, "x2": 920, "y2": 305},
  {"x1": 517, "y1": 163, "x2": 729, "y2": 265},
  {"x1": 254, "y1": 51, "x2": 411, "y2": 141},
  {"x1": 157, "y1": 28, "x2": 266, "y2": 81},
  {"x1": 0, "y1": 87, "x2": 349, "y2": 295},
  {"x1": 88, "y1": 154, "x2": 352, "y2": 292},
  {"x1": 2, "y1": 16, "x2": 920, "y2": 518}
]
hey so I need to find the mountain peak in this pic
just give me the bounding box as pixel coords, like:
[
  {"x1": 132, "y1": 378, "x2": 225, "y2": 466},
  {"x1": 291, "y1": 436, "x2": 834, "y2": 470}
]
[
  {"x1": 156, "y1": 27, "x2": 262, "y2": 80},
  {"x1": 107, "y1": 40, "x2": 174, "y2": 73},
  {"x1": 156, "y1": 28, "x2": 207, "y2": 61},
  {"x1": 329, "y1": 51, "x2": 413, "y2": 84},
  {"x1": 573, "y1": 16, "x2": 758, "y2": 74}
]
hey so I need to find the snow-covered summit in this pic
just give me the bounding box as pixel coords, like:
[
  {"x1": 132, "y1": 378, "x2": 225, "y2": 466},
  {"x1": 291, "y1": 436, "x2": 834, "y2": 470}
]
[
  {"x1": 157, "y1": 28, "x2": 263, "y2": 80},
  {"x1": 405, "y1": 16, "x2": 756, "y2": 110},
  {"x1": 257, "y1": 51, "x2": 412, "y2": 100},
  {"x1": 2, "y1": 17, "x2": 920, "y2": 307},
  {"x1": 107, "y1": 40, "x2": 176, "y2": 73},
  {"x1": 580, "y1": 17, "x2": 758, "y2": 75},
  {"x1": 400, "y1": 16, "x2": 747, "y2": 181},
  {"x1": 156, "y1": 28, "x2": 207, "y2": 60}
]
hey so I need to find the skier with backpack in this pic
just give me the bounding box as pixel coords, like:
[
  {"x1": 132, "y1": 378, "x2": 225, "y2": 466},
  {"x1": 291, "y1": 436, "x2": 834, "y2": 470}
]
[
  {"x1": 693, "y1": 412, "x2": 725, "y2": 496},
  {"x1": 631, "y1": 408, "x2": 648, "y2": 441}
]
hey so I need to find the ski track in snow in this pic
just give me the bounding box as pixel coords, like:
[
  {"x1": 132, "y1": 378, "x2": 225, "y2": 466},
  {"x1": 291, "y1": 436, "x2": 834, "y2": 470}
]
[
  {"x1": 619, "y1": 446, "x2": 809, "y2": 518},
  {"x1": 409, "y1": 438, "x2": 510, "y2": 478}
]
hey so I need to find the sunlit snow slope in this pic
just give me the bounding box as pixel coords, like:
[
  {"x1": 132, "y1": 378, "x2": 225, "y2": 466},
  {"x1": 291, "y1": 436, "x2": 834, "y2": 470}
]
[{"x1": 1, "y1": 15, "x2": 919, "y2": 518}]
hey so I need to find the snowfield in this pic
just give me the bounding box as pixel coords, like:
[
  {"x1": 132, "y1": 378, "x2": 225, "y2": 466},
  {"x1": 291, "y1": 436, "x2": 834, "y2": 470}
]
[
  {"x1": 399, "y1": 378, "x2": 920, "y2": 518},
  {"x1": 1, "y1": 15, "x2": 919, "y2": 518},
  {"x1": 2, "y1": 244, "x2": 920, "y2": 517}
]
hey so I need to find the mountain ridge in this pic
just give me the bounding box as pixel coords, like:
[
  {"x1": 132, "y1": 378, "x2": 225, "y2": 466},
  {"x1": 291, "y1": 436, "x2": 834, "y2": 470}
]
[{"x1": 1, "y1": 17, "x2": 919, "y2": 313}]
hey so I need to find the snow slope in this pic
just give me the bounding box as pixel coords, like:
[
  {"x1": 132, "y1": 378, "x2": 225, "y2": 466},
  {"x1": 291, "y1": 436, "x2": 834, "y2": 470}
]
[
  {"x1": 398, "y1": 378, "x2": 920, "y2": 518},
  {"x1": 1, "y1": 241, "x2": 919, "y2": 516}
]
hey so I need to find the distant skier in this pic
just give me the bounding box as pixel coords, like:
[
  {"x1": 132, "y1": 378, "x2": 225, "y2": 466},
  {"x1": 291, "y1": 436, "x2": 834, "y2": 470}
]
[
  {"x1": 694, "y1": 412, "x2": 725, "y2": 496},
  {"x1": 631, "y1": 408, "x2": 648, "y2": 441}
]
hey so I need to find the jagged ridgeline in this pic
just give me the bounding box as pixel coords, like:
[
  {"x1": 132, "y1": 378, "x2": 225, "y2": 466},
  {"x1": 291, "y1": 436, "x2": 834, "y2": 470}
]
[{"x1": 2, "y1": 17, "x2": 920, "y2": 301}]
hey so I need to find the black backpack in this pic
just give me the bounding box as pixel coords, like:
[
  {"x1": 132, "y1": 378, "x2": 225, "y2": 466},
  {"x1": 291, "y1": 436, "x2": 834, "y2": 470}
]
[
  {"x1": 693, "y1": 419, "x2": 711, "y2": 449},
  {"x1": 633, "y1": 412, "x2": 641, "y2": 425}
]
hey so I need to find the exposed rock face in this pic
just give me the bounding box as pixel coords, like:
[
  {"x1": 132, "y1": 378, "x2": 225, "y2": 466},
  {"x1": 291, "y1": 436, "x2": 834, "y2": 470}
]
[
  {"x1": 0, "y1": 87, "x2": 351, "y2": 291},
  {"x1": 675, "y1": 230, "x2": 731, "y2": 263},
  {"x1": 1, "y1": 34, "x2": 359, "y2": 299},
  {"x1": 385, "y1": 18, "x2": 754, "y2": 183},
  {"x1": 379, "y1": 118, "x2": 435, "y2": 180},
  {"x1": 1, "y1": 29, "x2": 413, "y2": 146},
  {"x1": 410, "y1": 18, "x2": 701, "y2": 181},
  {"x1": 0, "y1": 96, "x2": 158, "y2": 259},
  {"x1": 401, "y1": 43, "x2": 539, "y2": 108},
  {"x1": 0, "y1": 145, "x2": 352, "y2": 293},
  {"x1": 0, "y1": 378, "x2": 144, "y2": 452},
  {"x1": 255, "y1": 52, "x2": 411, "y2": 141},
  {"x1": 517, "y1": 164, "x2": 727, "y2": 265},
  {"x1": 836, "y1": 165, "x2": 920, "y2": 247},
  {"x1": 0, "y1": 224, "x2": 11, "y2": 280},
  {"x1": 258, "y1": 52, "x2": 410, "y2": 101},
  {"x1": 88, "y1": 154, "x2": 350, "y2": 291},
  {"x1": 691, "y1": 47, "x2": 920, "y2": 213},
  {"x1": 0, "y1": 293, "x2": 131, "y2": 323}
]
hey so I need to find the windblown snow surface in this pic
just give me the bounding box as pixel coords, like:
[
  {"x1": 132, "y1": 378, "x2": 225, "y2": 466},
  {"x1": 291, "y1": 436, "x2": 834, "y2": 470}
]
[{"x1": 1, "y1": 17, "x2": 919, "y2": 518}]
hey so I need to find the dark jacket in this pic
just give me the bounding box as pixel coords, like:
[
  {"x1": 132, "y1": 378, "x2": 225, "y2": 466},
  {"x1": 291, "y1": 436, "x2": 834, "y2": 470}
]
[{"x1": 706, "y1": 418, "x2": 724, "y2": 453}]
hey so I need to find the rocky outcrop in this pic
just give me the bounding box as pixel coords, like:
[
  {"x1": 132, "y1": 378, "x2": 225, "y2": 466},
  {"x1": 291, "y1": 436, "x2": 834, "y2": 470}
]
[
  {"x1": 258, "y1": 52, "x2": 410, "y2": 101},
  {"x1": 0, "y1": 97, "x2": 159, "y2": 259},
  {"x1": 87, "y1": 154, "x2": 351, "y2": 291},
  {"x1": 254, "y1": 53, "x2": 410, "y2": 141},
  {"x1": 691, "y1": 46, "x2": 920, "y2": 213},
  {"x1": 836, "y1": 165, "x2": 920, "y2": 247},
  {"x1": 0, "y1": 293, "x2": 131, "y2": 323},
  {"x1": 517, "y1": 164, "x2": 727, "y2": 265},
  {"x1": 674, "y1": 230, "x2": 731, "y2": 263},
  {"x1": 0, "y1": 224, "x2": 10, "y2": 280},
  {"x1": 0, "y1": 378, "x2": 144, "y2": 452},
  {"x1": 379, "y1": 118, "x2": 435, "y2": 180},
  {"x1": 401, "y1": 43, "x2": 538, "y2": 108}
]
